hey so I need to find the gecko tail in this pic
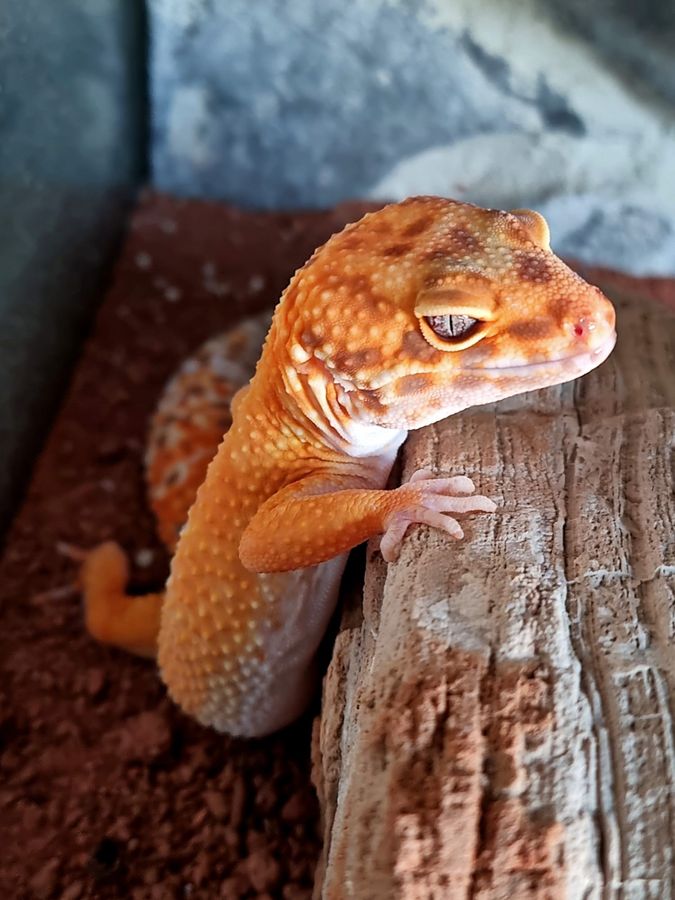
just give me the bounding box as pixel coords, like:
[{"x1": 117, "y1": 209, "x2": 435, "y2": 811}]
[
  {"x1": 81, "y1": 313, "x2": 272, "y2": 659},
  {"x1": 81, "y1": 541, "x2": 162, "y2": 659}
]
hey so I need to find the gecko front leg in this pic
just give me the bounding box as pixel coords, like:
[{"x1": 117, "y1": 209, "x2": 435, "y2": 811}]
[{"x1": 238, "y1": 469, "x2": 496, "y2": 574}]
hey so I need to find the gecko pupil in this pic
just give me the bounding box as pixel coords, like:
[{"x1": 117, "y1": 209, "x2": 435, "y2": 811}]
[{"x1": 426, "y1": 314, "x2": 478, "y2": 340}]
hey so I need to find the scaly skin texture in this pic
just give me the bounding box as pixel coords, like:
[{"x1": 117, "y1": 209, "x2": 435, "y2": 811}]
[{"x1": 82, "y1": 197, "x2": 616, "y2": 736}]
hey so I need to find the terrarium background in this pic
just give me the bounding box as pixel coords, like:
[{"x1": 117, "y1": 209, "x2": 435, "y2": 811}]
[{"x1": 2, "y1": 0, "x2": 675, "y2": 529}]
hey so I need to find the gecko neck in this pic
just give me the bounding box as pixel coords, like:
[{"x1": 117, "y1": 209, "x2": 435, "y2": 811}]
[{"x1": 271, "y1": 358, "x2": 407, "y2": 460}]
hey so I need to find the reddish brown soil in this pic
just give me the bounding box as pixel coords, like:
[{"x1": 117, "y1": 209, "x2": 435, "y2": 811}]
[{"x1": 0, "y1": 192, "x2": 376, "y2": 899}]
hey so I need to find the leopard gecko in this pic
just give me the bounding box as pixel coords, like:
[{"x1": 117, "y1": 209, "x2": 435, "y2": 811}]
[{"x1": 82, "y1": 196, "x2": 616, "y2": 737}]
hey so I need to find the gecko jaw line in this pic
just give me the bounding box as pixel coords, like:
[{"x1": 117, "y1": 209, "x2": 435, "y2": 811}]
[{"x1": 467, "y1": 333, "x2": 616, "y2": 374}]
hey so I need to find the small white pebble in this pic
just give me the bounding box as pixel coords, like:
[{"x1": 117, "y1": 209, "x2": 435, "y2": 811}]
[
  {"x1": 160, "y1": 219, "x2": 177, "y2": 234},
  {"x1": 100, "y1": 479, "x2": 115, "y2": 493},
  {"x1": 248, "y1": 274, "x2": 265, "y2": 293},
  {"x1": 164, "y1": 286, "x2": 182, "y2": 302},
  {"x1": 135, "y1": 251, "x2": 152, "y2": 270},
  {"x1": 135, "y1": 548, "x2": 155, "y2": 568},
  {"x1": 207, "y1": 281, "x2": 230, "y2": 297}
]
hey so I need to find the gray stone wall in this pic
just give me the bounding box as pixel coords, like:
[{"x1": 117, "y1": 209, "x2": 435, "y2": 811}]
[
  {"x1": 149, "y1": 0, "x2": 675, "y2": 274},
  {"x1": 0, "y1": 0, "x2": 145, "y2": 529}
]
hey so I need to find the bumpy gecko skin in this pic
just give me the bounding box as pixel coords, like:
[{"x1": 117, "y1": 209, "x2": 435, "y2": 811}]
[{"x1": 82, "y1": 197, "x2": 616, "y2": 736}]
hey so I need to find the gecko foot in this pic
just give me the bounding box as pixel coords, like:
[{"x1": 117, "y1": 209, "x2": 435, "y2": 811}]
[{"x1": 379, "y1": 467, "x2": 497, "y2": 562}]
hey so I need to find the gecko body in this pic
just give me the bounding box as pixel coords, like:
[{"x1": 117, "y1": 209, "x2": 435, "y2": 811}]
[{"x1": 83, "y1": 197, "x2": 616, "y2": 736}]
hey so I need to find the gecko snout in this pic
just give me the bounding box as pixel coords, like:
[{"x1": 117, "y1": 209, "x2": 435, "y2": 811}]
[{"x1": 566, "y1": 290, "x2": 616, "y2": 368}]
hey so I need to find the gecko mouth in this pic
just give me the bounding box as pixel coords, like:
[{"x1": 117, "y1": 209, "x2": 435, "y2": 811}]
[{"x1": 467, "y1": 332, "x2": 616, "y2": 376}]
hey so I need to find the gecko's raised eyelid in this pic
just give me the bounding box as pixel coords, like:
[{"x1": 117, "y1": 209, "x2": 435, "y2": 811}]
[{"x1": 415, "y1": 286, "x2": 496, "y2": 320}]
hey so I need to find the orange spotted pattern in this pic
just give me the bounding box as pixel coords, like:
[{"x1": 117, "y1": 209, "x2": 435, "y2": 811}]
[
  {"x1": 83, "y1": 197, "x2": 616, "y2": 736},
  {"x1": 146, "y1": 313, "x2": 270, "y2": 549}
]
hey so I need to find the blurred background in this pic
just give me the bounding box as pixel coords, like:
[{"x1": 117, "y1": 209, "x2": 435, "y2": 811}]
[{"x1": 2, "y1": 0, "x2": 674, "y2": 527}]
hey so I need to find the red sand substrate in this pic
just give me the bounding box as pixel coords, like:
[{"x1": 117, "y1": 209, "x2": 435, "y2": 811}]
[{"x1": 0, "y1": 192, "x2": 374, "y2": 899}]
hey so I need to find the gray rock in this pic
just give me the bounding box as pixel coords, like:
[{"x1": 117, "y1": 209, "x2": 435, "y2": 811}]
[
  {"x1": 551, "y1": 0, "x2": 675, "y2": 107},
  {"x1": 539, "y1": 196, "x2": 675, "y2": 276},
  {"x1": 148, "y1": 0, "x2": 675, "y2": 272},
  {"x1": 149, "y1": 5, "x2": 673, "y2": 199}
]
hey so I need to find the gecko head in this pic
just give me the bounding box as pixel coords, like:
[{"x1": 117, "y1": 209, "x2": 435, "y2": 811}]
[{"x1": 283, "y1": 197, "x2": 616, "y2": 431}]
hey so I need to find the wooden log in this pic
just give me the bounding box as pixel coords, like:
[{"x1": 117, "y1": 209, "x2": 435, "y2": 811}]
[{"x1": 313, "y1": 273, "x2": 675, "y2": 899}]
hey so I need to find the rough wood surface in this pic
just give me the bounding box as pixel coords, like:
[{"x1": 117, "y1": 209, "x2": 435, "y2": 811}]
[{"x1": 312, "y1": 273, "x2": 675, "y2": 899}]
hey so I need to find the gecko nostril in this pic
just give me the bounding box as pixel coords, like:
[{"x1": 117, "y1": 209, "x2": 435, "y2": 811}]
[{"x1": 572, "y1": 316, "x2": 599, "y2": 340}]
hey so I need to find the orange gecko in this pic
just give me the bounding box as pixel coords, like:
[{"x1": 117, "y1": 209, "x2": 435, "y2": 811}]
[{"x1": 82, "y1": 197, "x2": 616, "y2": 737}]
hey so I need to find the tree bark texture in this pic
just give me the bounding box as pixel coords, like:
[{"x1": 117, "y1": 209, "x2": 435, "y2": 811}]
[{"x1": 312, "y1": 272, "x2": 675, "y2": 900}]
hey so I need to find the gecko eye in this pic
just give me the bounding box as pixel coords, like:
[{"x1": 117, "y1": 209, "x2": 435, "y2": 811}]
[
  {"x1": 418, "y1": 312, "x2": 486, "y2": 351},
  {"x1": 425, "y1": 314, "x2": 479, "y2": 341},
  {"x1": 415, "y1": 285, "x2": 492, "y2": 351}
]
